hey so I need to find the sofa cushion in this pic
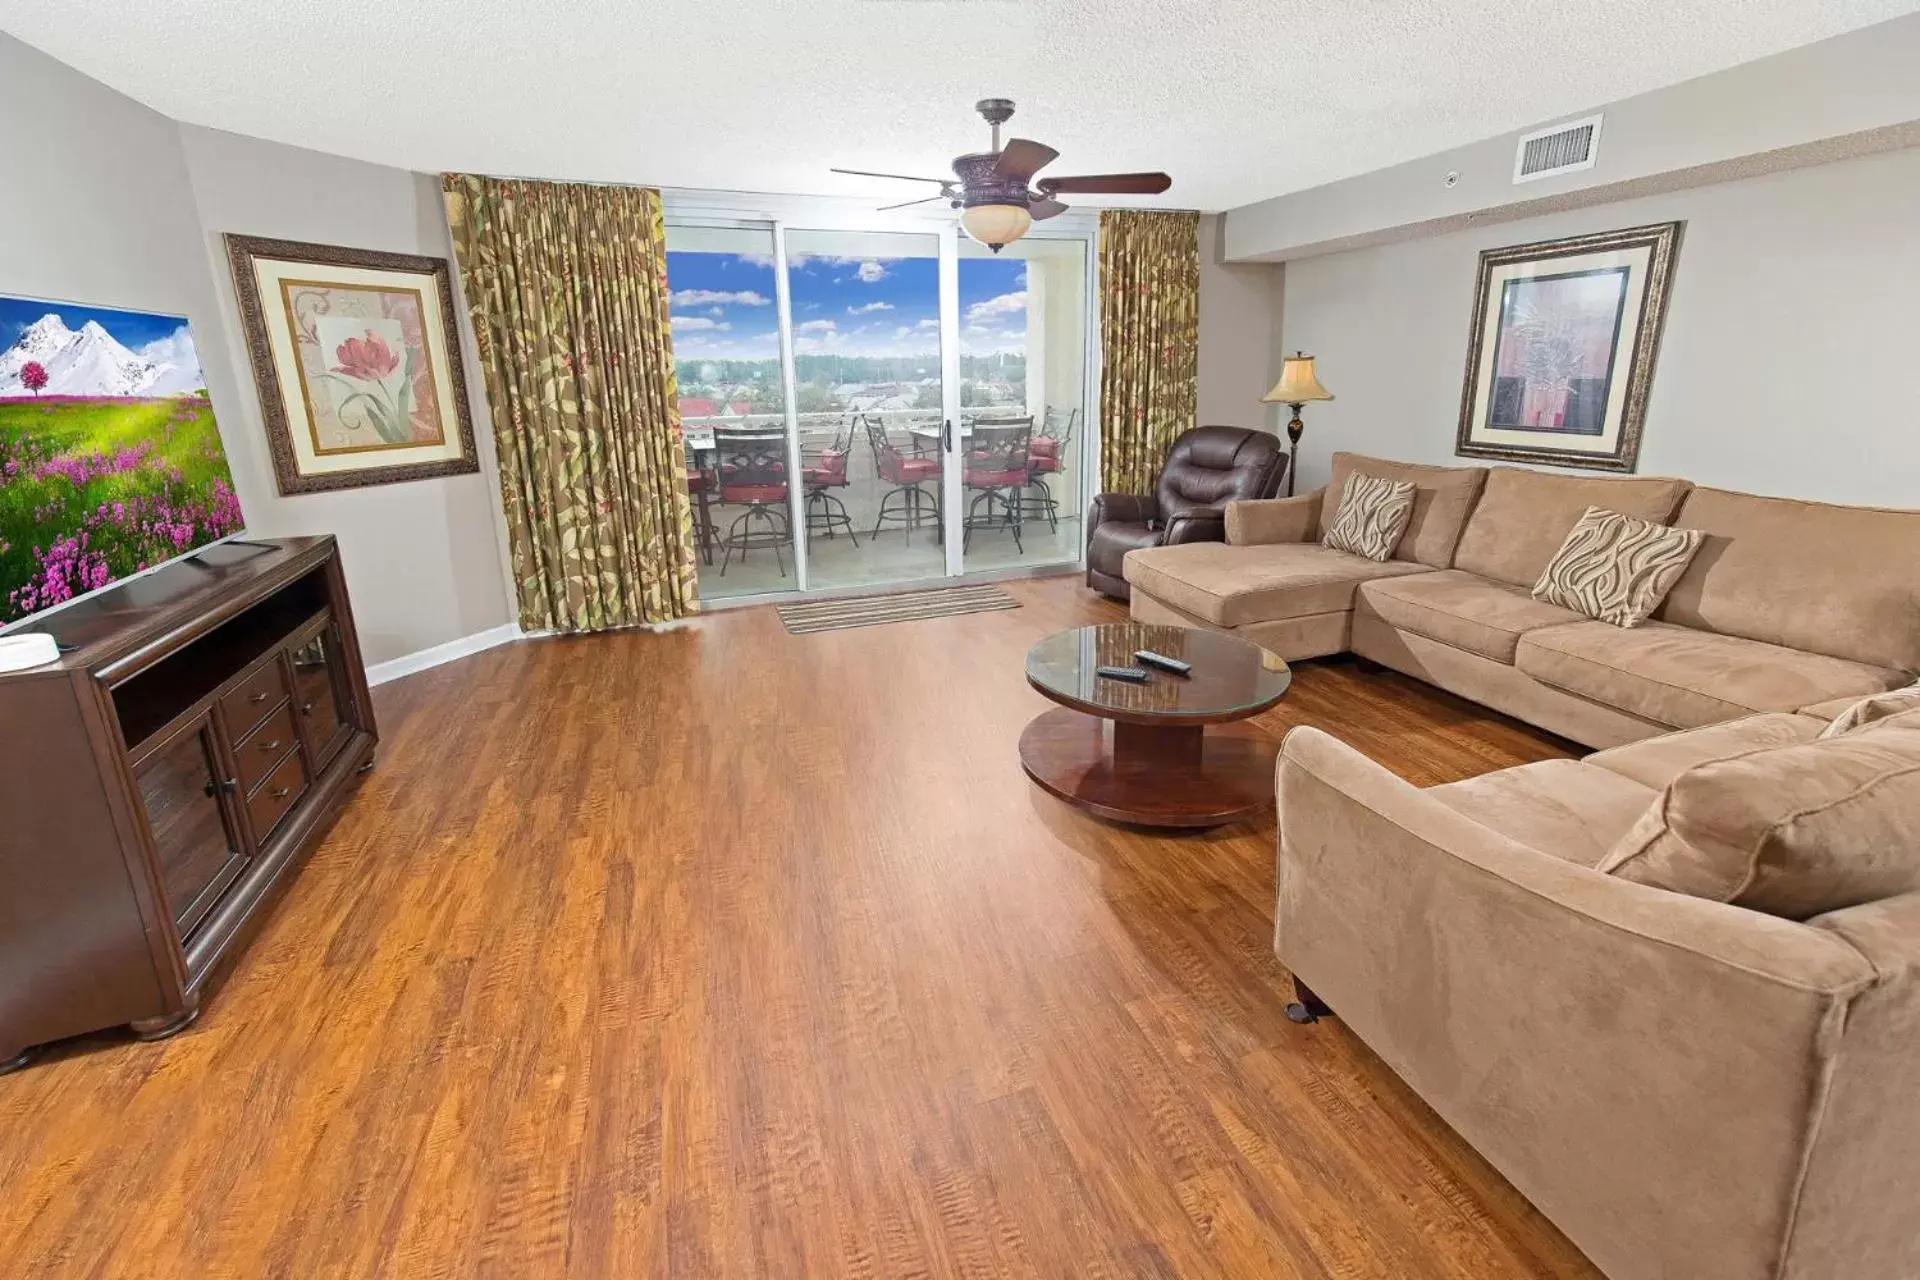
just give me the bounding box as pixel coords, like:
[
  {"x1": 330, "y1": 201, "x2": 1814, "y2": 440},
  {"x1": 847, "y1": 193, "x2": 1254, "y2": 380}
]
[
  {"x1": 1531, "y1": 506, "x2": 1705, "y2": 629},
  {"x1": 1428, "y1": 759, "x2": 1657, "y2": 868},
  {"x1": 1356, "y1": 570, "x2": 1584, "y2": 663},
  {"x1": 1322, "y1": 473, "x2": 1417, "y2": 561},
  {"x1": 1658, "y1": 486, "x2": 1920, "y2": 672},
  {"x1": 1516, "y1": 620, "x2": 1903, "y2": 730},
  {"x1": 1585, "y1": 713, "x2": 1822, "y2": 791},
  {"x1": 1123, "y1": 541, "x2": 1426, "y2": 627},
  {"x1": 1453, "y1": 468, "x2": 1691, "y2": 588},
  {"x1": 1598, "y1": 724, "x2": 1920, "y2": 919},
  {"x1": 1318, "y1": 452, "x2": 1488, "y2": 569}
]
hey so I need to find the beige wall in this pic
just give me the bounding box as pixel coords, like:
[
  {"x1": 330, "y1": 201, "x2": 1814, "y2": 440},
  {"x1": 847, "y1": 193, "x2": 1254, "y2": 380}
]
[
  {"x1": 177, "y1": 126, "x2": 514, "y2": 666},
  {"x1": 1196, "y1": 214, "x2": 1284, "y2": 435},
  {"x1": 1276, "y1": 144, "x2": 1920, "y2": 504}
]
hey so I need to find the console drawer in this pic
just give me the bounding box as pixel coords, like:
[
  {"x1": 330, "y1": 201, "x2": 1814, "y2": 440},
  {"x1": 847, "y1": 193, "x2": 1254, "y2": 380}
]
[
  {"x1": 220, "y1": 658, "x2": 290, "y2": 739},
  {"x1": 245, "y1": 749, "x2": 308, "y2": 843},
  {"x1": 235, "y1": 701, "x2": 298, "y2": 795}
]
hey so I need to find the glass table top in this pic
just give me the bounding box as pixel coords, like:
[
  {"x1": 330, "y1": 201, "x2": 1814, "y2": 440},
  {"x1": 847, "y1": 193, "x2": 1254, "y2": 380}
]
[{"x1": 1024, "y1": 622, "x2": 1292, "y2": 723}]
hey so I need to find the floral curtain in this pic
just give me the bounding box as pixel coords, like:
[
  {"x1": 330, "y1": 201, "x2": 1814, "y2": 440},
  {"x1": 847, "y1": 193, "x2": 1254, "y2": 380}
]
[
  {"x1": 1097, "y1": 210, "x2": 1200, "y2": 494},
  {"x1": 442, "y1": 174, "x2": 698, "y2": 632}
]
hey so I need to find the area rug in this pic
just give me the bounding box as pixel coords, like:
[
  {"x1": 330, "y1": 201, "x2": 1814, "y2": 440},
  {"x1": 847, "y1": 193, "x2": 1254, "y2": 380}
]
[{"x1": 777, "y1": 584, "x2": 1021, "y2": 634}]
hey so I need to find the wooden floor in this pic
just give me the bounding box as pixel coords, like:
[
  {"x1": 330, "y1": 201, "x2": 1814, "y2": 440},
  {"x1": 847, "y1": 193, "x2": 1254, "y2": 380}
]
[{"x1": 0, "y1": 576, "x2": 1599, "y2": 1278}]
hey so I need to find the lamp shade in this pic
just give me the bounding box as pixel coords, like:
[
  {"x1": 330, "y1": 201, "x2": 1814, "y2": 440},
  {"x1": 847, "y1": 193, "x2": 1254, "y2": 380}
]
[
  {"x1": 959, "y1": 203, "x2": 1032, "y2": 252},
  {"x1": 1261, "y1": 352, "x2": 1334, "y2": 404}
]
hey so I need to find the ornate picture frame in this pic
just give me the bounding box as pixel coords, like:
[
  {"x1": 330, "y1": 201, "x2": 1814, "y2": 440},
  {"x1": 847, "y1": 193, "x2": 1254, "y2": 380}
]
[
  {"x1": 1454, "y1": 221, "x2": 1682, "y2": 473},
  {"x1": 225, "y1": 234, "x2": 480, "y2": 495}
]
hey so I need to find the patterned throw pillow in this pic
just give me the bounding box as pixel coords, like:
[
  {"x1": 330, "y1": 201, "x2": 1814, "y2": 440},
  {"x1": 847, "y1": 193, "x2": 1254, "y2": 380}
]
[
  {"x1": 1322, "y1": 473, "x2": 1417, "y2": 562},
  {"x1": 1531, "y1": 506, "x2": 1704, "y2": 628}
]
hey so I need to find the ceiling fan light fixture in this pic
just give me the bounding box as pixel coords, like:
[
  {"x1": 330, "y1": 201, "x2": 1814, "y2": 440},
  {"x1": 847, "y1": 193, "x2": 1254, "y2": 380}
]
[{"x1": 959, "y1": 202, "x2": 1032, "y2": 253}]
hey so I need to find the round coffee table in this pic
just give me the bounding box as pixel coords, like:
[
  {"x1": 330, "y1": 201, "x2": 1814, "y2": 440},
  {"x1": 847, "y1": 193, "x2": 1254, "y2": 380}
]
[{"x1": 1020, "y1": 622, "x2": 1291, "y2": 829}]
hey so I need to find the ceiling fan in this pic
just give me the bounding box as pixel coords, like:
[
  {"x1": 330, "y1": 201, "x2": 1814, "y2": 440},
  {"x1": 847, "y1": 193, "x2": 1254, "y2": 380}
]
[{"x1": 831, "y1": 98, "x2": 1172, "y2": 252}]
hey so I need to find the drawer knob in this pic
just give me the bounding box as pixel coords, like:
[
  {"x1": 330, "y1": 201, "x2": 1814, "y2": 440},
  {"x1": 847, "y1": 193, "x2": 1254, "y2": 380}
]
[
  {"x1": 270, "y1": 786, "x2": 292, "y2": 800},
  {"x1": 249, "y1": 691, "x2": 270, "y2": 704},
  {"x1": 259, "y1": 739, "x2": 283, "y2": 753}
]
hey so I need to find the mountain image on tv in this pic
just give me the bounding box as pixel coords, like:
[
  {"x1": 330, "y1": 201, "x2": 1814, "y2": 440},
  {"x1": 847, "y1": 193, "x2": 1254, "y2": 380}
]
[{"x1": 1, "y1": 294, "x2": 242, "y2": 626}]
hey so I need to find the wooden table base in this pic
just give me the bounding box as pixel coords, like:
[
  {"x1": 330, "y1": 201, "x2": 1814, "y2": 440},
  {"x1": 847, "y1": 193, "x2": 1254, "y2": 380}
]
[{"x1": 1019, "y1": 706, "x2": 1279, "y2": 829}]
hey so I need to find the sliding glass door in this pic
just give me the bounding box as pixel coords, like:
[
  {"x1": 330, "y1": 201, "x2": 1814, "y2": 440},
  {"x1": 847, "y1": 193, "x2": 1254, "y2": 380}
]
[
  {"x1": 782, "y1": 229, "x2": 948, "y2": 591},
  {"x1": 666, "y1": 212, "x2": 1093, "y2": 603}
]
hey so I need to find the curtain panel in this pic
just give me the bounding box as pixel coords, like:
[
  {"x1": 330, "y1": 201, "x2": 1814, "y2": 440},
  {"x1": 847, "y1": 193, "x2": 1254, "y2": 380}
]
[
  {"x1": 442, "y1": 174, "x2": 698, "y2": 632},
  {"x1": 1097, "y1": 210, "x2": 1200, "y2": 495}
]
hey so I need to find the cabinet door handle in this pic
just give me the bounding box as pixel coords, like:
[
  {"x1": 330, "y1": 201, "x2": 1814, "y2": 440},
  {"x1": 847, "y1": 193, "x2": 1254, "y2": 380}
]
[
  {"x1": 270, "y1": 786, "x2": 292, "y2": 800},
  {"x1": 249, "y1": 691, "x2": 270, "y2": 704},
  {"x1": 301, "y1": 701, "x2": 314, "y2": 715},
  {"x1": 258, "y1": 739, "x2": 283, "y2": 754}
]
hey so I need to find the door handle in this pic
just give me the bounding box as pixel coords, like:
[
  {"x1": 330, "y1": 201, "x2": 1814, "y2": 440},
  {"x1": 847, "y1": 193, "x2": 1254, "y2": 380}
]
[{"x1": 942, "y1": 419, "x2": 953, "y2": 451}]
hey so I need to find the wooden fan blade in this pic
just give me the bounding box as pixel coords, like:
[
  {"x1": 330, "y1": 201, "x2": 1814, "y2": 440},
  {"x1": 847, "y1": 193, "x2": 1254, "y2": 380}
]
[
  {"x1": 1037, "y1": 172, "x2": 1172, "y2": 195},
  {"x1": 831, "y1": 167, "x2": 953, "y2": 185},
  {"x1": 994, "y1": 138, "x2": 1059, "y2": 181},
  {"x1": 1028, "y1": 197, "x2": 1069, "y2": 221},
  {"x1": 876, "y1": 194, "x2": 949, "y2": 212}
]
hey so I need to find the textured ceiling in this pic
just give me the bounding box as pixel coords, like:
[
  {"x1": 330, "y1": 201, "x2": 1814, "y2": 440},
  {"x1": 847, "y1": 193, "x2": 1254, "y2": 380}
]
[{"x1": 3, "y1": 0, "x2": 1915, "y2": 211}]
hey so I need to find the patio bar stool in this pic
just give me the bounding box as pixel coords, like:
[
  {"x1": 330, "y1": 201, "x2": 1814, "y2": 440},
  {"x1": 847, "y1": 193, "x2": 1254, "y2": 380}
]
[
  {"x1": 713, "y1": 427, "x2": 794, "y2": 577},
  {"x1": 864, "y1": 416, "x2": 942, "y2": 541}
]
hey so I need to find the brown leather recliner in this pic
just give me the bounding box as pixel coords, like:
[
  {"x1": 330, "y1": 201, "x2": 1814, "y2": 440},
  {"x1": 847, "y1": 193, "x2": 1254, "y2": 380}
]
[{"x1": 1086, "y1": 425, "x2": 1289, "y2": 600}]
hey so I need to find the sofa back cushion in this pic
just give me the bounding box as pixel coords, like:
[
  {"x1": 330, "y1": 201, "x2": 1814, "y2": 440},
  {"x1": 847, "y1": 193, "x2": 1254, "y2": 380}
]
[
  {"x1": 1453, "y1": 468, "x2": 1691, "y2": 588},
  {"x1": 1598, "y1": 722, "x2": 1920, "y2": 920},
  {"x1": 1317, "y1": 452, "x2": 1487, "y2": 569},
  {"x1": 1656, "y1": 487, "x2": 1920, "y2": 673}
]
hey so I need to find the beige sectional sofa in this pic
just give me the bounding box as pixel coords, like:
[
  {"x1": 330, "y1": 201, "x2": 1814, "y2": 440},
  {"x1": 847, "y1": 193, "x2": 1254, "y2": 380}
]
[
  {"x1": 1121, "y1": 454, "x2": 1920, "y2": 1280},
  {"x1": 1125, "y1": 452, "x2": 1915, "y2": 748}
]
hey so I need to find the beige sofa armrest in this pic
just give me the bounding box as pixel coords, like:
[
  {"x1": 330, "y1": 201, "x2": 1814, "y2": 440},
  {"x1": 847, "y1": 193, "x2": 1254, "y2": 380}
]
[
  {"x1": 1781, "y1": 891, "x2": 1920, "y2": 1280},
  {"x1": 1225, "y1": 488, "x2": 1323, "y2": 546},
  {"x1": 1275, "y1": 727, "x2": 1875, "y2": 1280}
]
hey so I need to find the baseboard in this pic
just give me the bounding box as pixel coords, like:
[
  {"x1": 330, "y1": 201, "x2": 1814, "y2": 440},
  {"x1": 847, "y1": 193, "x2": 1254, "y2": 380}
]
[{"x1": 366, "y1": 623, "x2": 522, "y2": 687}]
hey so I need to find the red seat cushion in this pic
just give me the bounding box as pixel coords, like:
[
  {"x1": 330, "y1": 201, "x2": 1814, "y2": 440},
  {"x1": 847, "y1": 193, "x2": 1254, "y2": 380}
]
[
  {"x1": 884, "y1": 457, "x2": 941, "y2": 483},
  {"x1": 1029, "y1": 437, "x2": 1059, "y2": 459},
  {"x1": 965, "y1": 468, "x2": 1028, "y2": 488},
  {"x1": 1028, "y1": 455, "x2": 1060, "y2": 473},
  {"x1": 721, "y1": 483, "x2": 788, "y2": 503},
  {"x1": 684, "y1": 469, "x2": 710, "y2": 492}
]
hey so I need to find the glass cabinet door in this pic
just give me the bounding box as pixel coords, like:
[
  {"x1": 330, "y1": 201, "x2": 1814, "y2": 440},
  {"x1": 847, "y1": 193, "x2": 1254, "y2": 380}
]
[
  {"x1": 137, "y1": 714, "x2": 245, "y2": 936},
  {"x1": 290, "y1": 622, "x2": 350, "y2": 770}
]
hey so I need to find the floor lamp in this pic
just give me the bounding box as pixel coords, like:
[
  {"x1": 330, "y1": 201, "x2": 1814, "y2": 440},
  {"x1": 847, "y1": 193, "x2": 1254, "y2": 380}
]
[{"x1": 1261, "y1": 353, "x2": 1335, "y2": 496}]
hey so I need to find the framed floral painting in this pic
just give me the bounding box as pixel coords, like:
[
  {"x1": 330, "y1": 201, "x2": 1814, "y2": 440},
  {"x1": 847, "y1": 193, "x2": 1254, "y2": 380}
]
[
  {"x1": 225, "y1": 234, "x2": 479, "y2": 494},
  {"x1": 1455, "y1": 221, "x2": 1682, "y2": 472}
]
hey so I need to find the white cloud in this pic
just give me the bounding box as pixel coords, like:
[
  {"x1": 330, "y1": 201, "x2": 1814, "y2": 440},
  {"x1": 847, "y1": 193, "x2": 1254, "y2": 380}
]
[
  {"x1": 855, "y1": 260, "x2": 888, "y2": 283},
  {"x1": 708, "y1": 307, "x2": 726, "y2": 318},
  {"x1": 670, "y1": 288, "x2": 770, "y2": 307},
  {"x1": 796, "y1": 319, "x2": 837, "y2": 334},
  {"x1": 915, "y1": 317, "x2": 939, "y2": 329},
  {"x1": 138, "y1": 326, "x2": 203, "y2": 375},
  {"x1": 847, "y1": 301, "x2": 893, "y2": 315},
  {"x1": 671, "y1": 315, "x2": 731, "y2": 332},
  {"x1": 893, "y1": 326, "x2": 911, "y2": 338},
  {"x1": 964, "y1": 291, "x2": 1027, "y2": 326}
]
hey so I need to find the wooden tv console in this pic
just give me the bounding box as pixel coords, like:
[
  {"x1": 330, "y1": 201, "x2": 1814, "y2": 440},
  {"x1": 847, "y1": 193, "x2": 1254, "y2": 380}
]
[{"x1": 0, "y1": 536, "x2": 376, "y2": 1071}]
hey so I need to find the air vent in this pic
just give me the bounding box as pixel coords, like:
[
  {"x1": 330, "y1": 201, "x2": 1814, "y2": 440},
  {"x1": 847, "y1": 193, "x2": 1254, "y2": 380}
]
[{"x1": 1512, "y1": 114, "x2": 1603, "y2": 183}]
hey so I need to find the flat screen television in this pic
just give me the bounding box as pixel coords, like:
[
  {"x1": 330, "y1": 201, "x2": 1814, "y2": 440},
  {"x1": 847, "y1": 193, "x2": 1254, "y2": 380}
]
[{"x1": 0, "y1": 293, "x2": 244, "y2": 629}]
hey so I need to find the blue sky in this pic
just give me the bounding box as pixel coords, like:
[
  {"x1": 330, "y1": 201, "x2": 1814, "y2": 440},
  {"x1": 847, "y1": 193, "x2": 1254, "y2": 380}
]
[
  {"x1": 666, "y1": 252, "x2": 1027, "y2": 362},
  {"x1": 0, "y1": 294, "x2": 192, "y2": 351}
]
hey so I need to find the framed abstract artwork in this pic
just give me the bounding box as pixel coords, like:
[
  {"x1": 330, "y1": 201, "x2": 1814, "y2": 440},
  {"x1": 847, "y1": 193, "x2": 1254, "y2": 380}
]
[
  {"x1": 225, "y1": 234, "x2": 479, "y2": 494},
  {"x1": 1454, "y1": 221, "x2": 1682, "y2": 472}
]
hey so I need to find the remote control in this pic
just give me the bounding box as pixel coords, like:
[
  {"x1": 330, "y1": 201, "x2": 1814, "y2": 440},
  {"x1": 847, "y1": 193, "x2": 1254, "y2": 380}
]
[
  {"x1": 1133, "y1": 649, "x2": 1191, "y2": 675},
  {"x1": 1096, "y1": 665, "x2": 1150, "y2": 684}
]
